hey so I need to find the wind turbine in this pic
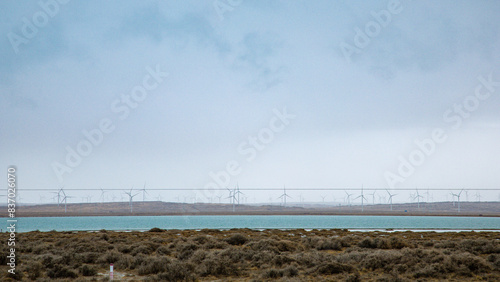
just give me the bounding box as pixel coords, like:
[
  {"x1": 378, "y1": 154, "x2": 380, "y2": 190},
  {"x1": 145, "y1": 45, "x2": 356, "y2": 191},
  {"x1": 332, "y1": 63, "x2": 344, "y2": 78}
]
[
  {"x1": 124, "y1": 187, "x2": 139, "y2": 213},
  {"x1": 226, "y1": 187, "x2": 236, "y2": 212},
  {"x1": 51, "y1": 186, "x2": 64, "y2": 207},
  {"x1": 450, "y1": 192, "x2": 456, "y2": 206},
  {"x1": 215, "y1": 194, "x2": 223, "y2": 203},
  {"x1": 425, "y1": 189, "x2": 432, "y2": 202},
  {"x1": 99, "y1": 187, "x2": 107, "y2": 204},
  {"x1": 141, "y1": 182, "x2": 149, "y2": 202},
  {"x1": 414, "y1": 188, "x2": 423, "y2": 209},
  {"x1": 368, "y1": 190, "x2": 377, "y2": 205},
  {"x1": 344, "y1": 191, "x2": 353, "y2": 207},
  {"x1": 386, "y1": 190, "x2": 397, "y2": 211},
  {"x1": 234, "y1": 183, "x2": 244, "y2": 206},
  {"x1": 320, "y1": 195, "x2": 327, "y2": 203},
  {"x1": 60, "y1": 189, "x2": 74, "y2": 213},
  {"x1": 354, "y1": 185, "x2": 367, "y2": 212},
  {"x1": 451, "y1": 190, "x2": 463, "y2": 212},
  {"x1": 278, "y1": 185, "x2": 291, "y2": 207},
  {"x1": 409, "y1": 192, "x2": 415, "y2": 203},
  {"x1": 475, "y1": 192, "x2": 481, "y2": 202}
]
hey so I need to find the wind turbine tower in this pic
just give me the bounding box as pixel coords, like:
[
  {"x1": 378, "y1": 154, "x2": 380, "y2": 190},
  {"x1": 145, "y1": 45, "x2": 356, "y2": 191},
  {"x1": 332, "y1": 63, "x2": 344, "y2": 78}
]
[
  {"x1": 141, "y1": 182, "x2": 149, "y2": 202},
  {"x1": 354, "y1": 185, "x2": 367, "y2": 212},
  {"x1": 234, "y1": 184, "x2": 244, "y2": 206},
  {"x1": 415, "y1": 188, "x2": 423, "y2": 209},
  {"x1": 345, "y1": 191, "x2": 353, "y2": 207},
  {"x1": 99, "y1": 187, "x2": 107, "y2": 204},
  {"x1": 369, "y1": 190, "x2": 377, "y2": 205},
  {"x1": 386, "y1": 190, "x2": 397, "y2": 211},
  {"x1": 124, "y1": 187, "x2": 139, "y2": 213},
  {"x1": 278, "y1": 185, "x2": 291, "y2": 207}
]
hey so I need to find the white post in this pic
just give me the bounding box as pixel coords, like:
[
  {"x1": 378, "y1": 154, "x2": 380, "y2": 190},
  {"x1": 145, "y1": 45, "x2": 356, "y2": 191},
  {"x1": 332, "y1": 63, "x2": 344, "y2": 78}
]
[{"x1": 110, "y1": 263, "x2": 114, "y2": 280}]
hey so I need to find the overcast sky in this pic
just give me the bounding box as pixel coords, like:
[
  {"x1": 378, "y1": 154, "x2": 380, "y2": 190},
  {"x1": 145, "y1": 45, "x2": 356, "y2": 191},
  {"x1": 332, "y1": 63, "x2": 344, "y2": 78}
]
[{"x1": 1, "y1": 0, "x2": 499, "y2": 204}]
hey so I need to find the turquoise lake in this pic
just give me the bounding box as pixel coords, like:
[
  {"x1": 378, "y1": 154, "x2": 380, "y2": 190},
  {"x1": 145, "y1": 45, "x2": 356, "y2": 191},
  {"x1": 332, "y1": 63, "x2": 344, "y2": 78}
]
[{"x1": 7, "y1": 215, "x2": 500, "y2": 232}]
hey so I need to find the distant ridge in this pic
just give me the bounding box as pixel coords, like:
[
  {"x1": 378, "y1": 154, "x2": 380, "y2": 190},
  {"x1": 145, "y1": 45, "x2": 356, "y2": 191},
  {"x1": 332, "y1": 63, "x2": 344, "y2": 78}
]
[{"x1": 9, "y1": 201, "x2": 500, "y2": 217}]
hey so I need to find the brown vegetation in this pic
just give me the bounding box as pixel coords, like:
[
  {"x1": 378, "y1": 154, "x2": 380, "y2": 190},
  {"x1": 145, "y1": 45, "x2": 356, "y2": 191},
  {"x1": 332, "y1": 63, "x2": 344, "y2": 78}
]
[{"x1": 1, "y1": 228, "x2": 499, "y2": 281}]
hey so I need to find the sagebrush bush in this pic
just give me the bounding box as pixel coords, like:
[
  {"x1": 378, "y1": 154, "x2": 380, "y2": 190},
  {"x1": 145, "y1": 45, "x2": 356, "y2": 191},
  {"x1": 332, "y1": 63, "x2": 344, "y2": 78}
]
[
  {"x1": 47, "y1": 264, "x2": 78, "y2": 279},
  {"x1": 226, "y1": 233, "x2": 248, "y2": 245},
  {"x1": 317, "y1": 238, "x2": 342, "y2": 250},
  {"x1": 156, "y1": 261, "x2": 195, "y2": 281},
  {"x1": 156, "y1": 245, "x2": 171, "y2": 255},
  {"x1": 199, "y1": 253, "x2": 239, "y2": 277},
  {"x1": 80, "y1": 264, "x2": 97, "y2": 276},
  {"x1": 358, "y1": 237, "x2": 377, "y2": 248},
  {"x1": 148, "y1": 227, "x2": 165, "y2": 232},
  {"x1": 314, "y1": 262, "x2": 353, "y2": 274},
  {"x1": 99, "y1": 250, "x2": 121, "y2": 264},
  {"x1": 115, "y1": 254, "x2": 134, "y2": 270},
  {"x1": 262, "y1": 268, "x2": 284, "y2": 279},
  {"x1": 24, "y1": 261, "x2": 43, "y2": 280},
  {"x1": 283, "y1": 264, "x2": 299, "y2": 277},
  {"x1": 137, "y1": 257, "x2": 171, "y2": 275}
]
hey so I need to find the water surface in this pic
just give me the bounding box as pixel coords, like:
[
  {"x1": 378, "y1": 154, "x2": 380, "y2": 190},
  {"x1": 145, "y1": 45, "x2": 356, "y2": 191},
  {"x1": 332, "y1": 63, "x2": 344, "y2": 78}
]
[{"x1": 9, "y1": 215, "x2": 500, "y2": 232}]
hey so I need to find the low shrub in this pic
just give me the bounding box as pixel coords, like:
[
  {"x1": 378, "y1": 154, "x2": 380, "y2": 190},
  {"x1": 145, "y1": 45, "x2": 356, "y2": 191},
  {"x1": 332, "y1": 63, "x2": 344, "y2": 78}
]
[
  {"x1": 76, "y1": 252, "x2": 100, "y2": 264},
  {"x1": 148, "y1": 227, "x2": 165, "y2": 232},
  {"x1": 138, "y1": 257, "x2": 171, "y2": 275},
  {"x1": 345, "y1": 272, "x2": 361, "y2": 282},
  {"x1": 315, "y1": 262, "x2": 353, "y2": 274},
  {"x1": 99, "y1": 250, "x2": 121, "y2": 264},
  {"x1": 388, "y1": 237, "x2": 408, "y2": 249},
  {"x1": 25, "y1": 261, "x2": 43, "y2": 280},
  {"x1": 272, "y1": 254, "x2": 295, "y2": 267},
  {"x1": 358, "y1": 237, "x2": 377, "y2": 248},
  {"x1": 283, "y1": 264, "x2": 299, "y2": 277},
  {"x1": 80, "y1": 264, "x2": 97, "y2": 276},
  {"x1": 47, "y1": 264, "x2": 78, "y2": 279},
  {"x1": 317, "y1": 238, "x2": 342, "y2": 250},
  {"x1": 115, "y1": 254, "x2": 134, "y2": 270},
  {"x1": 156, "y1": 245, "x2": 171, "y2": 255},
  {"x1": 156, "y1": 261, "x2": 195, "y2": 281},
  {"x1": 262, "y1": 268, "x2": 284, "y2": 279},
  {"x1": 248, "y1": 239, "x2": 280, "y2": 253},
  {"x1": 226, "y1": 233, "x2": 248, "y2": 245},
  {"x1": 199, "y1": 254, "x2": 239, "y2": 277},
  {"x1": 413, "y1": 263, "x2": 444, "y2": 278},
  {"x1": 360, "y1": 250, "x2": 402, "y2": 271}
]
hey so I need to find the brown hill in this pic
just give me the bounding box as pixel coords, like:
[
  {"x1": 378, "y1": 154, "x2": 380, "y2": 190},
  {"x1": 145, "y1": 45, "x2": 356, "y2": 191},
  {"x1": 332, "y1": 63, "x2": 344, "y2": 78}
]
[{"x1": 9, "y1": 201, "x2": 500, "y2": 217}]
